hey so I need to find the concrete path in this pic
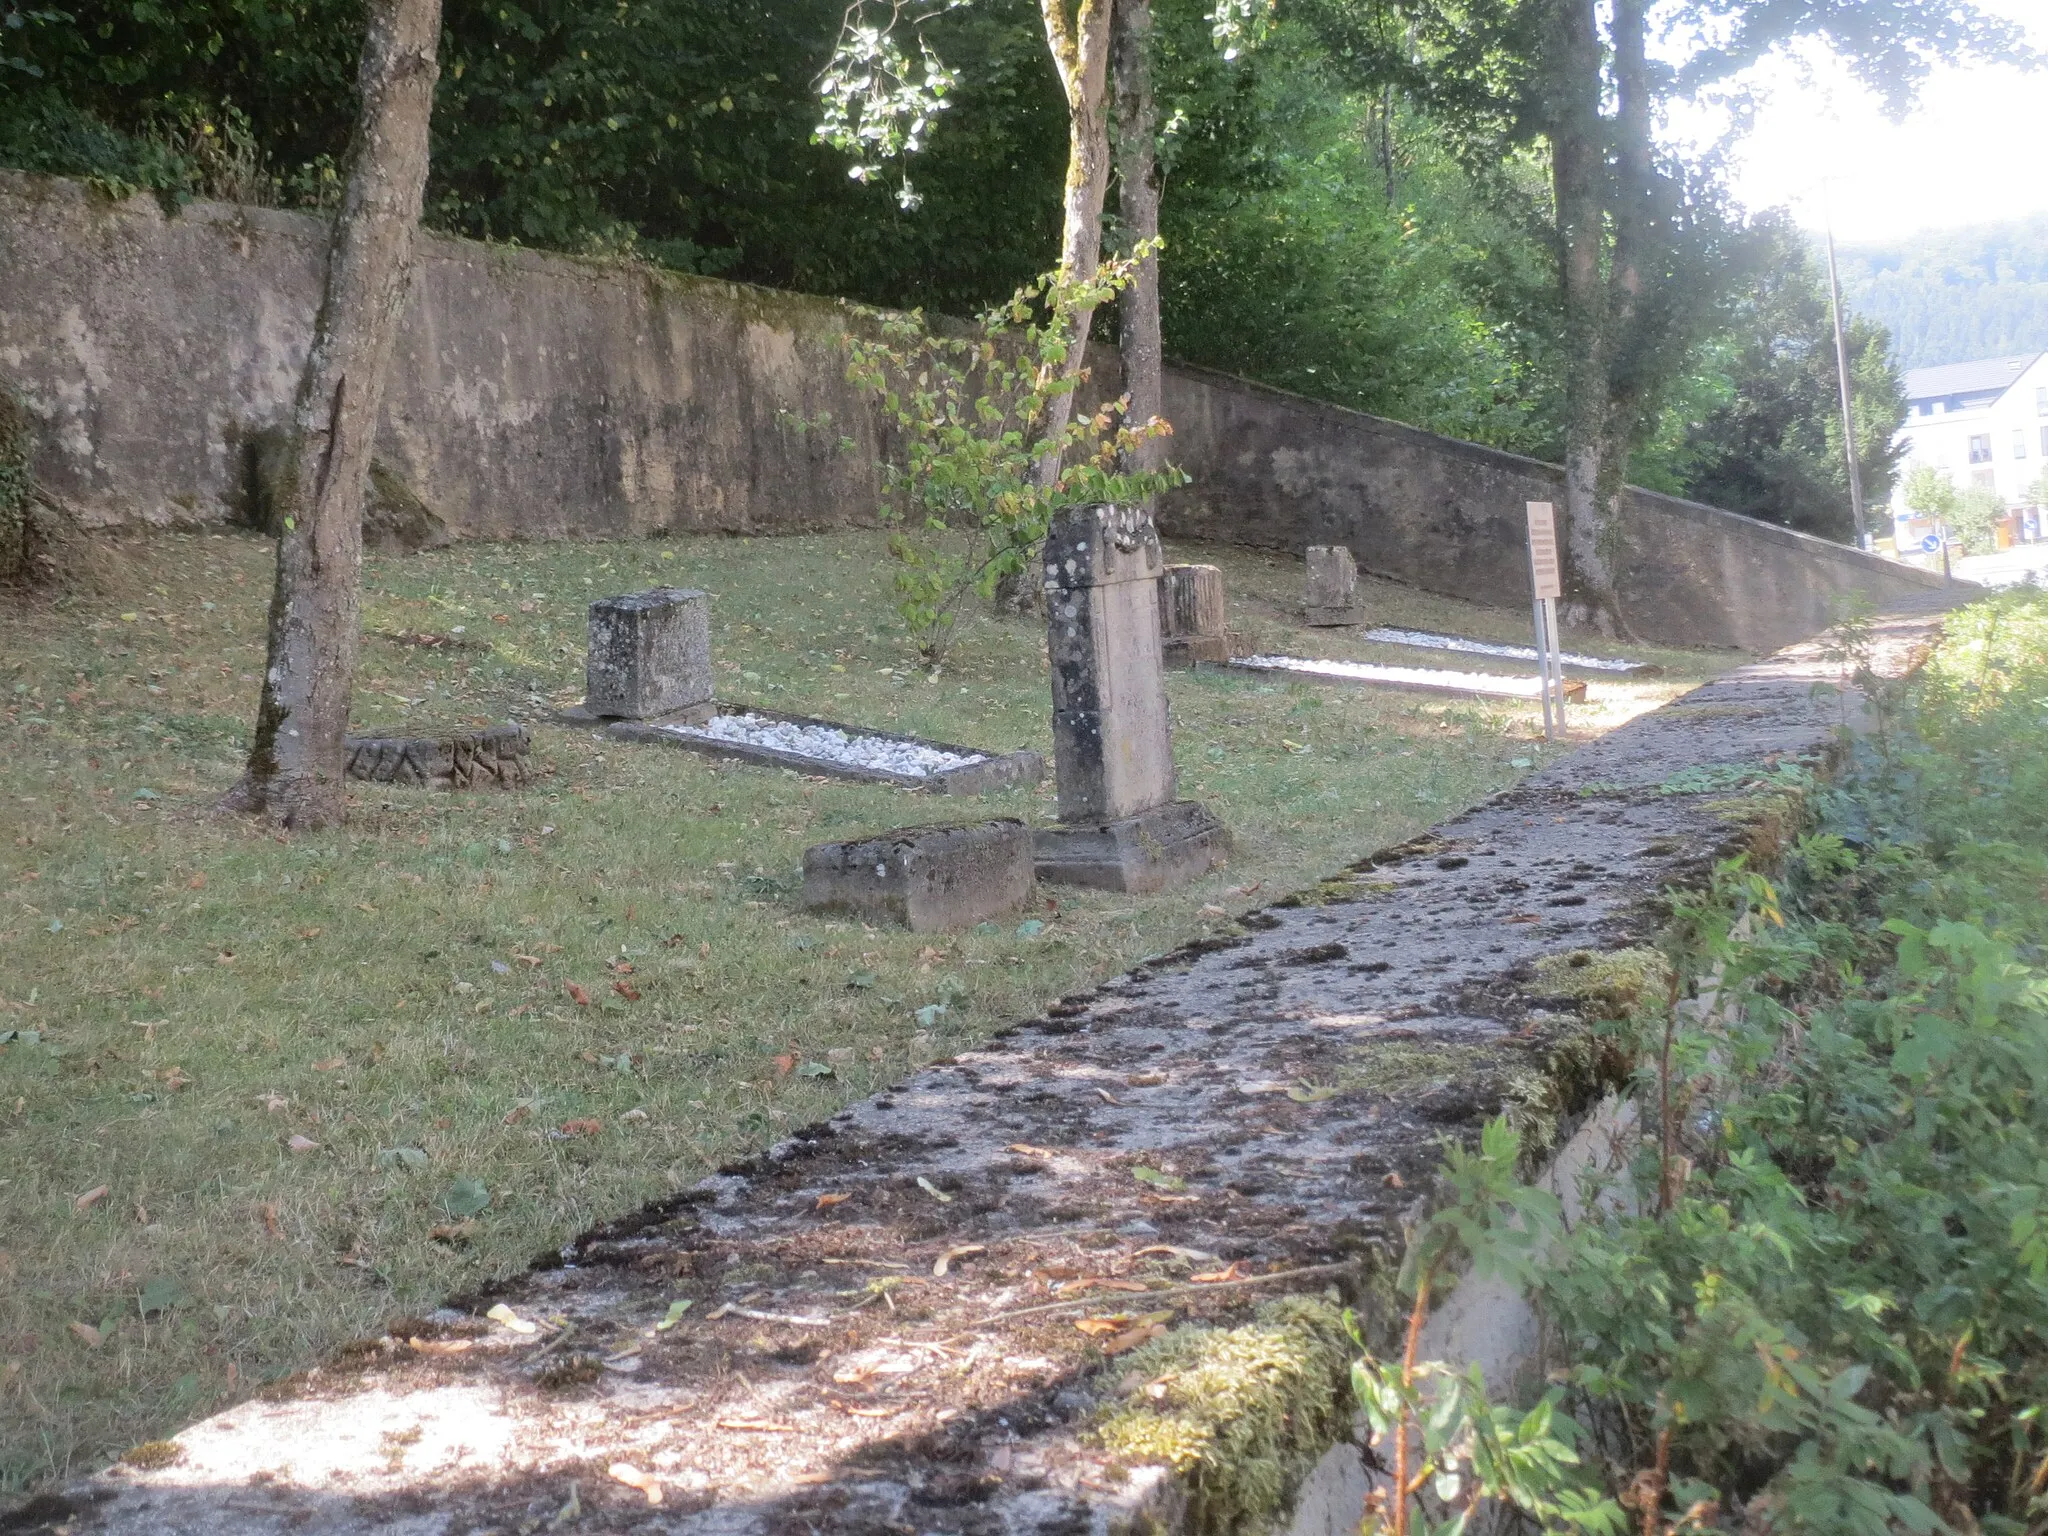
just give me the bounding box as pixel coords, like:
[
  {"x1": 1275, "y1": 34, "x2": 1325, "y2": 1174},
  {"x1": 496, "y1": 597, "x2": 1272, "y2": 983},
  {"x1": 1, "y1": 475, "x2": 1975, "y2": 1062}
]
[{"x1": 6, "y1": 601, "x2": 1956, "y2": 1536}]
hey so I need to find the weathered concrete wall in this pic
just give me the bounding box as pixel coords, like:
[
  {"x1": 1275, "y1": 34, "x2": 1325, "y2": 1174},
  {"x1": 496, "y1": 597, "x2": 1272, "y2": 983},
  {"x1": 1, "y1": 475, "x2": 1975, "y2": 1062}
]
[
  {"x1": 1, "y1": 170, "x2": 1947, "y2": 652},
  {"x1": 1145, "y1": 361, "x2": 1952, "y2": 654},
  {"x1": 0, "y1": 171, "x2": 885, "y2": 540}
]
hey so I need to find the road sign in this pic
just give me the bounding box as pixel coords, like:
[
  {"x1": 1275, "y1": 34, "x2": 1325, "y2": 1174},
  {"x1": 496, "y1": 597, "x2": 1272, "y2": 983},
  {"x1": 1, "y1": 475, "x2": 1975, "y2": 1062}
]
[
  {"x1": 1918, "y1": 534, "x2": 1941, "y2": 553},
  {"x1": 1525, "y1": 501, "x2": 1562, "y2": 600}
]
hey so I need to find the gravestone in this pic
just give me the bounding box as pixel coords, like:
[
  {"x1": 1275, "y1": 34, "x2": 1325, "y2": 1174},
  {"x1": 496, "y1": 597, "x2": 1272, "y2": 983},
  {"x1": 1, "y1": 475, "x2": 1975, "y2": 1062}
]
[
  {"x1": 1035, "y1": 505, "x2": 1230, "y2": 892},
  {"x1": 1158, "y1": 563, "x2": 1232, "y2": 667},
  {"x1": 803, "y1": 820, "x2": 1033, "y2": 932},
  {"x1": 581, "y1": 587, "x2": 713, "y2": 721},
  {"x1": 1304, "y1": 545, "x2": 1363, "y2": 626}
]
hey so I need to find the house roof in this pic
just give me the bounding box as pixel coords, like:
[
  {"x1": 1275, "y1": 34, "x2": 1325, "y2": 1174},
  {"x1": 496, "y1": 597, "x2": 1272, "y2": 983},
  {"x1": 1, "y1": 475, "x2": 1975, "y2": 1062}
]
[{"x1": 1902, "y1": 352, "x2": 2041, "y2": 403}]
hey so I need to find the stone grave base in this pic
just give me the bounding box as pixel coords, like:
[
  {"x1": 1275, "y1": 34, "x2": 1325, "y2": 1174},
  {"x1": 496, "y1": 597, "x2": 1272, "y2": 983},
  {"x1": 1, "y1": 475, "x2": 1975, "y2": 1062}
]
[
  {"x1": 803, "y1": 819, "x2": 1034, "y2": 931},
  {"x1": 607, "y1": 705, "x2": 1044, "y2": 796},
  {"x1": 1033, "y1": 799, "x2": 1231, "y2": 893},
  {"x1": 552, "y1": 698, "x2": 716, "y2": 728},
  {"x1": 343, "y1": 724, "x2": 531, "y2": 789},
  {"x1": 1162, "y1": 633, "x2": 1231, "y2": 668}
]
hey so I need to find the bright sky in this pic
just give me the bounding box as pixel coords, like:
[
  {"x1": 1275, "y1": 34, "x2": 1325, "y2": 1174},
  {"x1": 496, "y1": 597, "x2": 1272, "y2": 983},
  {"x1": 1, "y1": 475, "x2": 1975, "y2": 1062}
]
[{"x1": 1673, "y1": 0, "x2": 2048, "y2": 244}]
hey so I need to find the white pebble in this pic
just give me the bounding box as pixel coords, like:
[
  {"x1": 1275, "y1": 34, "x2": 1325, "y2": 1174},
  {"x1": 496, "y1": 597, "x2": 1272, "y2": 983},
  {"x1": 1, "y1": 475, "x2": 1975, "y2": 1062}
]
[{"x1": 657, "y1": 713, "x2": 986, "y2": 778}]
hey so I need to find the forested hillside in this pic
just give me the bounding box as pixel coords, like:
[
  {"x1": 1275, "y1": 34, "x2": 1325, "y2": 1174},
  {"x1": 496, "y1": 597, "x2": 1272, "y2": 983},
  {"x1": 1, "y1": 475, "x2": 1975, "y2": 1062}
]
[{"x1": 1836, "y1": 214, "x2": 2048, "y2": 369}]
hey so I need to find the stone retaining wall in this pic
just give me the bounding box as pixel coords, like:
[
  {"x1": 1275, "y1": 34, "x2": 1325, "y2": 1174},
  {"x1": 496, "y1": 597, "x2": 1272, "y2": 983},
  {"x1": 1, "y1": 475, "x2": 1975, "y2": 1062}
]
[
  {"x1": 23, "y1": 596, "x2": 1958, "y2": 1536},
  {"x1": 1, "y1": 171, "x2": 1946, "y2": 653}
]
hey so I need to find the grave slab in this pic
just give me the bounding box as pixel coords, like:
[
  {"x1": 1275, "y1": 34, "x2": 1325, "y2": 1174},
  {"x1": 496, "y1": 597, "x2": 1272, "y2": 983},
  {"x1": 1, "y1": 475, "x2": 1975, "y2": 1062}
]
[
  {"x1": 1304, "y1": 545, "x2": 1363, "y2": 627},
  {"x1": 342, "y1": 723, "x2": 532, "y2": 789},
  {"x1": 1031, "y1": 798, "x2": 1233, "y2": 893},
  {"x1": 23, "y1": 602, "x2": 1958, "y2": 1536},
  {"x1": 803, "y1": 819, "x2": 1034, "y2": 931},
  {"x1": 582, "y1": 587, "x2": 714, "y2": 721},
  {"x1": 607, "y1": 705, "x2": 1043, "y2": 795}
]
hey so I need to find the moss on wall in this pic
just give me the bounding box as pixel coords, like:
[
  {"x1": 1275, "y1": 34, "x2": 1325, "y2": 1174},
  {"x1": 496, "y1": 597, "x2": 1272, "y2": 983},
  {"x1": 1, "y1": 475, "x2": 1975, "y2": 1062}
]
[{"x1": 0, "y1": 388, "x2": 31, "y2": 582}]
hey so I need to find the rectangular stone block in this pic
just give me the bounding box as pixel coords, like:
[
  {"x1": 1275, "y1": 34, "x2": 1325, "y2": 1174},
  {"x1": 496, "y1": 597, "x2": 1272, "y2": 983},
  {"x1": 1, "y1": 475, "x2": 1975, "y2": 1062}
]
[
  {"x1": 584, "y1": 587, "x2": 713, "y2": 719},
  {"x1": 1304, "y1": 545, "x2": 1362, "y2": 626},
  {"x1": 1045, "y1": 506, "x2": 1177, "y2": 822},
  {"x1": 803, "y1": 820, "x2": 1035, "y2": 932},
  {"x1": 1159, "y1": 564, "x2": 1227, "y2": 640},
  {"x1": 1033, "y1": 801, "x2": 1232, "y2": 894}
]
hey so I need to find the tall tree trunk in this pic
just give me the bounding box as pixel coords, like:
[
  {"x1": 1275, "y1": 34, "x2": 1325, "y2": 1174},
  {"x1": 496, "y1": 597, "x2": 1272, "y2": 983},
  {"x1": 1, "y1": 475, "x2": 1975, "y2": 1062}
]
[
  {"x1": 1032, "y1": 0, "x2": 1116, "y2": 471},
  {"x1": 1113, "y1": 0, "x2": 1164, "y2": 478},
  {"x1": 1547, "y1": 0, "x2": 1620, "y2": 636},
  {"x1": 996, "y1": 0, "x2": 1115, "y2": 611},
  {"x1": 222, "y1": 0, "x2": 443, "y2": 828}
]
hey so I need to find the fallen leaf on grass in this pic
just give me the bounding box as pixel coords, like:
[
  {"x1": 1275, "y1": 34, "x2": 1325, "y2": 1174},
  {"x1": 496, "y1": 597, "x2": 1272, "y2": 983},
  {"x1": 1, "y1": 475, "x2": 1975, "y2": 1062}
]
[
  {"x1": 612, "y1": 981, "x2": 641, "y2": 1002},
  {"x1": 74, "y1": 1184, "x2": 109, "y2": 1213},
  {"x1": 1007, "y1": 1143, "x2": 1056, "y2": 1159},
  {"x1": 1073, "y1": 1316, "x2": 1127, "y2": 1337},
  {"x1": 215, "y1": 951, "x2": 236, "y2": 965},
  {"x1": 1191, "y1": 1262, "x2": 1247, "y2": 1284},
  {"x1": 1131, "y1": 1167, "x2": 1185, "y2": 1191},
  {"x1": 429, "y1": 1221, "x2": 479, "y2": 1244},
  {"x1": 69, "y1": 1321, "x2": 104, "y2": 1348},
  {"x1": 1237, "y1": 1080, "x2": 1293, "y2": 1096},
  {"x1": 772, "y1": 1053, "x2": 798, "y2": 1077},
  {"x1": 1095, "y1": 1088, "x2": 1120, "y2": 1105},
  {"x1": 1103, "y1": 1322, "x2": 1169, "y2": 1355},
  {"x1": 376, "y1": 1146, "x2": 427, "y2": 1168},
  {"x1": 558, "y1": 1118, "x2": 603, "y2": 1137},
  {"x1": 296, "y1": 927, "x2": 323, "y2": 941},
  {"x1": 608, "y1": 1464, "x2": 663, "y2": 1506},
  {"x1": 716, "y1": 1419, "x2": 799, "y2": 1432},
  {"x1": 815, "y1": 1192, "x2": 852, "y2": 1211},
  {"x1": 442, "y1": 1177, "x2": 491, "y2": 1218},
  {"x1": 312, "y1": 1057, "x2": 345, "y2": 1072},
  {"x1": 487, "y1": 1303, "x2": 538, "y2": 1335},
  {"x1": 836, "y1": 1403, "x2": 900, "y2": 1419},
  {"x1": 915, "y1": 1176, "x2": 953, "y2": 1204},
  {"x1": 654, "y1": 1299, "x2": 694, "y2": 1331},
  {"x1": 564, "y1": 982, "x2": 591, "y2": 1007},
  {"x1": 514, "y1": 953, "x2": 543, "y2": 968},
  {"x1": 287, "y1": 1135, "x2": 320, "y2": 1154},
  {"x1": 260, "y1": 1204, "x2": 282, "y2": 1238},
  {"x1": 933, "y1": 1244, "x2": 985, "y2": 1277}
]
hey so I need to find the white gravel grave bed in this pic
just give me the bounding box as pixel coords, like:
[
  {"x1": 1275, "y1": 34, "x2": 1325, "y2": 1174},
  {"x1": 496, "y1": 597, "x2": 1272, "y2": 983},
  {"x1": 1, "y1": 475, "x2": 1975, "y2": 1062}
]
[
  {"x1": 652, "y1": 712, "x2": 988, "y2": 779},
  {"x1": 1234, "y1": 654, "x2": 1583, "y2": 701},
  {"x1": 1364, "y1": 625, "x2": 1646, "y2": 672}
]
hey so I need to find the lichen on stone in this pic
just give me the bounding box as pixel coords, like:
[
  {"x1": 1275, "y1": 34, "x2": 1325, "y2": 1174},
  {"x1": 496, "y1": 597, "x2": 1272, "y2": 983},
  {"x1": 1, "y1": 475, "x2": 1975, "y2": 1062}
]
[
  {"x1": 1095, "y1": 1294, "x2": 1356, "y2": 1536},
  {"x1": 1529, "y1": 946, "x2": 1670, "y2": 1020}
]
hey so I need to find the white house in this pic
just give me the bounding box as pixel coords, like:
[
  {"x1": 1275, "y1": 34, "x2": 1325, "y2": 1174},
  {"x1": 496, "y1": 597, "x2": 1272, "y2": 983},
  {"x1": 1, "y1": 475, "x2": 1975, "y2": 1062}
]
[{"x1": 1892, "y1": 351, "x2": 2048, "y2": 511}]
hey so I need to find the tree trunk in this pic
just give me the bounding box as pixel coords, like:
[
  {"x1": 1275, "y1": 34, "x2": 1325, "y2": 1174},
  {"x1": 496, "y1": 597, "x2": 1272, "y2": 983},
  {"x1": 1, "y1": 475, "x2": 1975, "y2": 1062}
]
[
  {"x1": 996, "y1": 0, "x2": 1116, "y2": 613},
  {"x1": 1547, "y1": 0, "x2": 1621, "y2": 636},
  {"x1": 222, "y1": 0, "x2": 443, "y2": 828},
  {"x1": 1113, "y1": 0, "x2": 1164, "y2": 479}
]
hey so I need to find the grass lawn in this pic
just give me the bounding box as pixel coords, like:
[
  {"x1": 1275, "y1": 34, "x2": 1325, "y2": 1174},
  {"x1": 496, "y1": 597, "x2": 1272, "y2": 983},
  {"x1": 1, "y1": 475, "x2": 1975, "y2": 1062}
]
[{"x1": 0, "y1": 528, "x2": 1725, "y2": 1491}]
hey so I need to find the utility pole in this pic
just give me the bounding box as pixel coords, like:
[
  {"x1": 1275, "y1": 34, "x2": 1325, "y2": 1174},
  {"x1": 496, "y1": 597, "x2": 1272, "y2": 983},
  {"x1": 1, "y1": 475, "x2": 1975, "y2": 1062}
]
[{"x1": 1822, "y1": 185, "x2": 1870, "y2": 550}]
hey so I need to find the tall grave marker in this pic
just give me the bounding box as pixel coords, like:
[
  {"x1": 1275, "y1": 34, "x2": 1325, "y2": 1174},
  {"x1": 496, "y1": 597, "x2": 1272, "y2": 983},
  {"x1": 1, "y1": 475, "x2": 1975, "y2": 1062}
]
[
  {"x1": 1524, "y1": 501, "x2": 1569, "y2": 740},
  {"x1": 1035, "y1": 504, "x2": 1230, "y2": 892}
]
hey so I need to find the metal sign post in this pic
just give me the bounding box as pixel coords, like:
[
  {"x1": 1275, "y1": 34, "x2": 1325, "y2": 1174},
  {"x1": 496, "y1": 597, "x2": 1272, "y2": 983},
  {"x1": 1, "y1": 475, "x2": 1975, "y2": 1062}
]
[{"x1": 1525, "y1": 501, "x2": 1567, "y2": 740}]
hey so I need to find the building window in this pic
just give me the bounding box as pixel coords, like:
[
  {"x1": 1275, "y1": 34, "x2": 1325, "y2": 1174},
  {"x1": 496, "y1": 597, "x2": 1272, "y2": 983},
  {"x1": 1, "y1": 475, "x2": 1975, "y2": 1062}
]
[
  {"x1": 2019, "y1": 430, "x2": 2031, "y2": 459},
  {"x1": 1969, "y1": 433, "x2": 1993, "y2": 464},
  {"x1": 1973, "y1": 467, "x2": 1997, "y2": 489},
  {"x1": 2041, "y1": 424, "x2": 2048, "y2": 457},
  {"x1": 2038, "y1": 385, "x2": 2047, "y2": 415}
]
